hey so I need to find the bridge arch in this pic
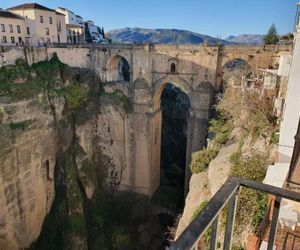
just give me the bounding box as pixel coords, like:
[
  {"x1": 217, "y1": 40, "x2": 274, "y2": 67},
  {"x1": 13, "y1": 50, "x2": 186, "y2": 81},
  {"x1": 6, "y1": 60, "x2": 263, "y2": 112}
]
[
  {"x1": 152, "y1": 74, "x2": 193, "y2": 111},
  {"x1": 106, "y1": 55, "x2": 131, "y2": 82},
  {"x1": 221, "y1": 58, "x2": 252, "y2": 89}
]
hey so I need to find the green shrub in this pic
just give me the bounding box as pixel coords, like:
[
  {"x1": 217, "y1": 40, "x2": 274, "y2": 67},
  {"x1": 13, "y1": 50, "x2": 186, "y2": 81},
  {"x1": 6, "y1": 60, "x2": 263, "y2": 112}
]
[
  {"x1": 209, "y1": 117, "x2": 233, "y2": 145},
  {"x1": 190, "y1": 147, "x2": 218, "y2": 174},
  {"x1": 64, "y1": 84, "x2": 88, "y2": 110},
  {"x1": 270, "y1": 132, "x2": 279, "y2": 144},
  {"x1": 32, "y1": 53, "x2": 66, "y2": 83},
  {"x1": 9, "y1": 121, "x2": 29, "y2": 130},
  {"x1": 0, "y1": 55, "x2": 65, "y2": 101},
  {"x1": 230, "y1": 151, "x2": 269, "y2": 232}
]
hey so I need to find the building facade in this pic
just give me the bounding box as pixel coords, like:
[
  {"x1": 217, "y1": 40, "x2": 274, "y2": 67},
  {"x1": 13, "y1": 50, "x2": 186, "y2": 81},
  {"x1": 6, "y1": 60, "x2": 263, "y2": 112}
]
[
  {"x1": 85, "y1": 20, "x2": 104, "y2": 43},
  {"x1": 0, "y1": 10, "x2": 27, "y2": 45},
  {"x1": 278, "y1": 4, "x2": 300, "y2": 164},
  {"x1": 66, "y1": 24, "x2": 84, "y2": 44},
  {"x1": 55, "y1": 7, "x2": 85, "y2": 44},
  {"x1": 7, "y1": 3, "x2": 67, "y2": 46}
]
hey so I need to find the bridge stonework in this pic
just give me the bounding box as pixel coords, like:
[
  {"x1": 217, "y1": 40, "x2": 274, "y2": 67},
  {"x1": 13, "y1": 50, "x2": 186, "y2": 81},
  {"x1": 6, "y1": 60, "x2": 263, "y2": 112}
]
[{"x1": 0, "y1": 44, "x2": 292, "y2": 196}]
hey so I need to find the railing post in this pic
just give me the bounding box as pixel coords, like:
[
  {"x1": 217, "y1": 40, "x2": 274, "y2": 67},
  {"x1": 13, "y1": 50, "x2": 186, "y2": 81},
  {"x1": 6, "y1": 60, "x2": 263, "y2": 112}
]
[
  {"x1": 267, "y1": 197, "x2": 281, "y2": 250},
  {"x1": 223, "y1": 189, "x2": 239, "y2": 250},
  {"x1": 210, "y1": 215, "x2": 219, "y2": 250}
]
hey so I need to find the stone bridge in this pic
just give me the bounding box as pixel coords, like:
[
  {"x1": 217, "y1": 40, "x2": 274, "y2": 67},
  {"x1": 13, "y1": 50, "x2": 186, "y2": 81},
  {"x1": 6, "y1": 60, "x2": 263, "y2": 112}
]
[{"x1": 0, "y1": 44, "x2": 292, "y2": 196}]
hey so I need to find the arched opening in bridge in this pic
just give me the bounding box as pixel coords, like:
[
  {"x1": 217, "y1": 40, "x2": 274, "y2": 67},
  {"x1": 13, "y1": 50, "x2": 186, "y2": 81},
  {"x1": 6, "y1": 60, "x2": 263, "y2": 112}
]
[
  {"x1": 153, "y1": 83, "x2": 190, "y2": 210},
  {"x1": 106, "y1": 55, "x2": 130, "y2": 82},
  {"x1": 222, "y1": 58, "x2": 251, "y2": 90}
]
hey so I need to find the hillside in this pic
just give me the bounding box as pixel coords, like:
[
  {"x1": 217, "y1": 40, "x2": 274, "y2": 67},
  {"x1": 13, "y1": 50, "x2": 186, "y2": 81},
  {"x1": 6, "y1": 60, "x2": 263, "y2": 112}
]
[
  {"x1": 225, "y1": 34, "x2": 264, "y2": 44},
  {"x1": 108, "y1": 27, "x2": 231, "y2": 44}
]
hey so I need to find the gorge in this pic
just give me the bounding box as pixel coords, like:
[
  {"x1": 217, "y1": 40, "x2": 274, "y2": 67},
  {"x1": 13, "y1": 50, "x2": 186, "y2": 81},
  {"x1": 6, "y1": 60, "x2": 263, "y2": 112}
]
[{"x1": 0, "y1": 43, "x2": 292, "y2": 249}]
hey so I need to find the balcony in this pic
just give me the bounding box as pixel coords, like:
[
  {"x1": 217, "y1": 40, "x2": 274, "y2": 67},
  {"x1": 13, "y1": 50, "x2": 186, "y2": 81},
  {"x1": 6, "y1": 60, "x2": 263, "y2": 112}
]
[{"x1": 170, "y1": 177, "x2": 300, "y2": 250}]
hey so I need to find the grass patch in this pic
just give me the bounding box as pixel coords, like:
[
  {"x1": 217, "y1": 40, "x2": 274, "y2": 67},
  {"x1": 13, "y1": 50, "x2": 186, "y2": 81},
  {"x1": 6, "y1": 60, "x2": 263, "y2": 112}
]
[
  {"x1": 191, "y1": 200, "x2": 208, "y2": 222},
  {"x1": 230, "y1": 151, "x2": 269, "y2": 232},
  {"x1": 190, "y1": 147, "x2": 218, "y2": 174}
]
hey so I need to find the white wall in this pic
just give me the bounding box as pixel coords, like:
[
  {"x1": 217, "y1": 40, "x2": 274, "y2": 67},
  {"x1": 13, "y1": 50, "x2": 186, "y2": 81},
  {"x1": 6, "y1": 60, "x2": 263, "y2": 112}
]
[
  {"x1": 278, "y1": 55, "x2": 292, "y2": 77},
  {"x1": 278, "y1": 28, "x2": 300, "y2": 163}
]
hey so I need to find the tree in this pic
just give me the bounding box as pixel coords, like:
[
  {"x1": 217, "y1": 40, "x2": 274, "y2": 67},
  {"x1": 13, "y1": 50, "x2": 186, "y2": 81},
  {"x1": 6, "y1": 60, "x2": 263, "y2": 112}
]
[
  {"x1": 84, "y1": 22, "x2": 93, "y2": 43},
  {"x1": 263, "y1": 24, "x2": 279, "y2": 45},
  {"x1": 102, "y1": 27, "x2": 105, "y2": 38}
]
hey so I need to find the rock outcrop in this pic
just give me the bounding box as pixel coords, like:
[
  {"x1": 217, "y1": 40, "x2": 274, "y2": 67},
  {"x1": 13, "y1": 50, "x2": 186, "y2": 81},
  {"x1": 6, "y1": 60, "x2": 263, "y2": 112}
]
[{"x1": 176, "y1": 142, "x2": 239, "y2": 238}]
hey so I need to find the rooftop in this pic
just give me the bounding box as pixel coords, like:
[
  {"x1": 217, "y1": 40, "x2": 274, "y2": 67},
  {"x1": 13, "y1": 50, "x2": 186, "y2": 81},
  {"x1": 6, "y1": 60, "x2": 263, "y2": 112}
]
[
  {"x1": 66, "y1": 23, "x2": 84, "y2": 28},
  {"x1": 56, "y1": 7, "x2": 74, "y2": 14},
  {"x1": 55, "y1": 11, "x2": 65, "y2": 16},
  {"x1": 0, "y1": 9, "x2": 24, "y2": 19},
  {"x1": 8, "y1": 3, "x2": 55, "y2": 12}
]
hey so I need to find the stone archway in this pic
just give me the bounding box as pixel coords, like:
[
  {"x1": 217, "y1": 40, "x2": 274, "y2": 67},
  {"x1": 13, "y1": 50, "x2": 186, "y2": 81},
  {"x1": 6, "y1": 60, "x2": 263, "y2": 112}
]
[
  {"x1": 149, "y1": 75, "x2": 214, "y2": 195},
  {"x1": 152, "y1": 74, "x2": 193, "y2": 111},
  {"x1": 106, "y1": 55, "x2": 131, "y2": 82},
  {"x1": 221, "y1": 58, "x2": 252, "y2": 89}
]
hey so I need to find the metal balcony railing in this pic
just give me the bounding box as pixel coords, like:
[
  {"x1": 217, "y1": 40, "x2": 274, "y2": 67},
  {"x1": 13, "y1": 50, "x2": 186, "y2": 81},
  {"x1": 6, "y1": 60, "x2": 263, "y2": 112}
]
[
  {"x1": 283, "y1": 232, "x2": 300, "y2": 250},
  {"x1": 170, "y1": 177, "x2": 300, "y2": 250}
]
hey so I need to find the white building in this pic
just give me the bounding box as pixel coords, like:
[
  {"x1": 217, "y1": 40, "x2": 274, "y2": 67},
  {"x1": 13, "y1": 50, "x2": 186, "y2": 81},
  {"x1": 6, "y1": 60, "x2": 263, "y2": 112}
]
[
  {"x1": 8, "y1": 3, "x2": 67, "y2": 45},
  {"x1": 85, "y1": 20, "x2": 104, "y2": 43},
  {"x1": 278, "y1": 3, "x2": 300, "y2": 163},
  {"x1": 55, "y1": 7, "x2": 85, "y2": 44},
  {"x1": 55, "y1": 7, "x2": 84, "y2": 26}
]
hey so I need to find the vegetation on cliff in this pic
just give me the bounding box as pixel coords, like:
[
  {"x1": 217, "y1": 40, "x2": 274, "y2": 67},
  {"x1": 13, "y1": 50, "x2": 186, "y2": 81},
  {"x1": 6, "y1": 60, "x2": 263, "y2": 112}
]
[
  {"x1": 0, "y1": 55, "x2": 140, "y2": 249},
  {"x1": 219, "y1": 88, "x2": 277, "y2": 236},
  {"x1": 189, "y1": 86, "x2": 278, "y2": 247},
  {"x1": 0, "y1": 56, "x2": 65, "y2": 101}
]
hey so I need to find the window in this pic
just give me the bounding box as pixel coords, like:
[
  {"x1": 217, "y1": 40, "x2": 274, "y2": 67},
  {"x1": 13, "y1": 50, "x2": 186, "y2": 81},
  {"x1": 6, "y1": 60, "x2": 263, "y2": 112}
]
[
  {"x1": 18, "y1": 37, "x2": 22, "y2": 44},
  {"x1": 17, "y1": 25, "x2": 21, "y2": 33},
  {"x1": 1, "y1": 24, "x2": 5, "y2": 32},
  {"x1": 45, "y1": 28, "x2": 50, "y2": 36},
  {"x1": 40, "y1": 16, "x2": 43, "y2": 23},
  {"x1": 11, "y1": 37, "x2": 15, "y2": 43},
  {"x1": 27, "y1": 27, "x2": 30, "y2": 35},
  {"x1": 57, "y1": 21, "x2": 61, "y2": 31},
  {"x1": 170, "y1": 63, "x2": 176, "y2": 73},
  {"x1": 2, "y1": 36, "x2": 7, "y2": 43},
  {"x1": 9, "y1": 24, "x2": 13, "y2": 33},
  {"x1": 49, "y1": 17, "x2": 53, "y2": 24}
]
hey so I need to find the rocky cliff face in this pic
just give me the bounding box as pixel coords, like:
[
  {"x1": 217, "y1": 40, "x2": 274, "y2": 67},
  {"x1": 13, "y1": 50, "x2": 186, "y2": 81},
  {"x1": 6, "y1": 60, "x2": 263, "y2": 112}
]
[
  {"x1": 175, "y1": 82, "x2": 279, "y2": 247},
  {"x1": 0, "y1": 55, "x2": 138, "y2": 249},
  {"x1": 175, "y1": 142, "x2": 239, "y2": 238},
  {"x1": 0, "y1": 97, "x2": 63, "y2": 249}
]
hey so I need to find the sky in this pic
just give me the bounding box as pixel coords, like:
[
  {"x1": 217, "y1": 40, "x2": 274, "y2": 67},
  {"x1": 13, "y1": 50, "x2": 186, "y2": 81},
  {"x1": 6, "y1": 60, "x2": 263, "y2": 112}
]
[{"x1": 1, "y1": 0, "x2": 298, "y2": 38}]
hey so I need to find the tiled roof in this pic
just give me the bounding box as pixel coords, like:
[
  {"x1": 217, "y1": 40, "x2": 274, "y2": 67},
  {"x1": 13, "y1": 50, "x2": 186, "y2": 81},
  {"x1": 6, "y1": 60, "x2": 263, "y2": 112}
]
[
  {"x1": 0, "y1": 10, "x2": 24, "y2": 19},
  {"x1": 8, "y1": 3, "x2": 55, "y2": 12}
]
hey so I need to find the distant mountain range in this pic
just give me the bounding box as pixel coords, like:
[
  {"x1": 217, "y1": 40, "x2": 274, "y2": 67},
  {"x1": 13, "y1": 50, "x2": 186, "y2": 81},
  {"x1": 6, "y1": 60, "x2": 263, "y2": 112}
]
[
  {"x1": 225, "y1": 34, "x2": 264, "y2": 45},
  {"x1": 108, "y1": 28, "x2": 264, "y2": 45}
]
